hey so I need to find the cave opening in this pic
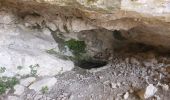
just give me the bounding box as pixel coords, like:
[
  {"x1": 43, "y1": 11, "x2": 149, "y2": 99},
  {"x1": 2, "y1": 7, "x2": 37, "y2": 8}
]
[
  {"x1": 76, "y1": 59, "x2": 108, "y2": 69},
  {"x1": 74, "y1": 29, "x2": 170, "y2": 69}
]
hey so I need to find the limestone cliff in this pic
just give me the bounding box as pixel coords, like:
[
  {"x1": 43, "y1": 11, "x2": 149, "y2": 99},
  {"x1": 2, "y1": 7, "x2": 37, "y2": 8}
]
[{"x1": 1, "y1": 0, "x2": 170, "y2": 51}]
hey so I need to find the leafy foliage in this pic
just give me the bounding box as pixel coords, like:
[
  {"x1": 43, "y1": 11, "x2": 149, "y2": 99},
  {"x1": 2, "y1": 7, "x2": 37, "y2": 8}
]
[
  {"x1": 65, "y1": 39, "x2": 86, "y2": 56},
  {"x1": 0, "y1": 77, "x2": 19, "y2": 94},
  {"x1": 29, "y1": 64, "x2": 40, "y2": 76},
  {"x1": 41, "y1": 86, "x2": 49, "y2": 94}
]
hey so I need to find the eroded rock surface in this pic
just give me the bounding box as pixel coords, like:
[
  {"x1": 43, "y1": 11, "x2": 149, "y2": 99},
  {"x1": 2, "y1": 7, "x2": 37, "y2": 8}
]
[
  {"x1": 0, "y1": 0, "x2": 170, "y2": 51},
  {"x1": 0, "y1": 11, "x2": 74, "y2": 78},
  {"x1": 0, "y1": 0, "x2": 170, "y2": 100}
]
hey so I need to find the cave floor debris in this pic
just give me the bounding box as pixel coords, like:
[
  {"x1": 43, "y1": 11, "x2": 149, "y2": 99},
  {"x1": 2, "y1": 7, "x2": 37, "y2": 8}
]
[{"x1": 1, "y1": 52, "x2": 170, "y2": 100}]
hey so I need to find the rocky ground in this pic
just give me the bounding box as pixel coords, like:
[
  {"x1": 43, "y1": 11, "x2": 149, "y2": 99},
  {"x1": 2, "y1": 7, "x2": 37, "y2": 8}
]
[{"x1": 1, "y1": 50, "x2": 170, "y2": 100}]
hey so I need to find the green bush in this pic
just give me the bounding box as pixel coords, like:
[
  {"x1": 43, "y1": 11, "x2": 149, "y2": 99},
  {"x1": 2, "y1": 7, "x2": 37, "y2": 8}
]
[
  {"x1": 41, "y1": 86, "x2": 49, "y2": 94},
  {"x1": 0, "y1": 77, "x2": 19, "y2": 94}
]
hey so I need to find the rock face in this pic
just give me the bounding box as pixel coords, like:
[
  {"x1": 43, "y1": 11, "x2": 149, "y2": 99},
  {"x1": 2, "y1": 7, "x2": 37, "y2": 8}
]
[
  {"x1": 0, "y1": 0, "x2": 169, "y2": 65},
  {"x1": 20, "y1": 77, "x2": 36, "y2": 87},
  {"x1": 0, "y1": 0, "x2": 170, "y2": 52},
  {"x1": 0, "y1": 11, "x2": 74, "y2": 77},
  {"x1": 29, "y1": 77, "x2": 57, "y2": 92},
  {"x1": 0, "y1": 0, "x2": 169, "y2": 72}
]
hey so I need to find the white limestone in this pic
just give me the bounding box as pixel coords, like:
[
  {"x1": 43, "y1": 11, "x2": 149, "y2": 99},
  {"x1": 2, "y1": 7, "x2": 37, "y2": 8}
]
[
  {"x1": 144, "y1": 84, "x2": 157, "y2": 99},
  {"x1": 14, "y1": 85, "x2": 25, "y2": 95},
  {"x1": 29, "y1": 77, "x2": 57, "y2": 92},
  {"x1": 7, "y1": 96, "x2": 20, "y2": 100},
  {"x1": 20, "y1": 77, "x2": 36, "y2": 87},
  {"x1": 0, "y1": 17, "x2": 74, "y2": 77}
]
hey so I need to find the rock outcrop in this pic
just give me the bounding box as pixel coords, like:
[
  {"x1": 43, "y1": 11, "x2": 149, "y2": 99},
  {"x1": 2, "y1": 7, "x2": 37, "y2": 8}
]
[
  {"x1": 1, "y1": 0, "x2": 170, "y2": 52},
  {"x1": 1, "y1": 1, "x2": 170, "y2": 99}
]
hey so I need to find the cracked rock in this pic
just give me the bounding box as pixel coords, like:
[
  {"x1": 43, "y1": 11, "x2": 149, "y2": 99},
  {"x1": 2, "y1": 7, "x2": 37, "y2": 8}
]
[
  {"x1": 20, "y1": 77, "x2": 36, "y2": 87},
  {"x1": 14, "y1": 85, "x2": 25, "y2": 95},
  {"x1": 29, "y1": 77, "x2": 57, "y2": 92}
]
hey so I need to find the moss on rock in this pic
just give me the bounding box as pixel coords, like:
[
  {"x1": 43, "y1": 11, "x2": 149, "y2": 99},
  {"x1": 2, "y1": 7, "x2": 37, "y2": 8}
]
[{"x1": 65, "y1": 39, "x2": 86, "y2": 56}]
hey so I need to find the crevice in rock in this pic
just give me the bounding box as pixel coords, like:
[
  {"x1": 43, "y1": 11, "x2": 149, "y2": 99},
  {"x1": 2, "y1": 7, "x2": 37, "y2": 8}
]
[{"x1": 76, "y1": 59, "x2": 107, "y2": 69}]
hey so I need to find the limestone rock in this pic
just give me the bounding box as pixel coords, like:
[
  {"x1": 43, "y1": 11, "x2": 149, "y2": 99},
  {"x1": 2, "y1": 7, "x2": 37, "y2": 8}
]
[
  {"x1": 158, "y1": 82, "x2": 169, "y2": 91},
  {"x1": 42, "y1": 28, "x2": 52, "y2": 36},
  {"x1": 20, "y1": 77, "x2": 36, "y2": 87},
  {"x1": 7, "y1": 96, "x2": 20, "y2": 100},
  {"x1": 29, "y1": 77, "x2": 57, "y2": 92},
  {"x1": 0, "y1": 11, "x2": 17, "y2": 24},
  {"x1": 111, "y1": 83, "x2": 117, "y2": 89},
  {"x1": 138, "y1": 84, "x2": 157, "y2": 99},
  {"x1": 46, "y1": 22, "x2": 57, "y2": 31},
  {"x1": 144, "y1": 84, "x2": 157, "y2": 99},
  {"x1": 161, "y1": 84, "x2": 169, "y2": 91},
  {"x1": 14, "y1": 85, "x2": 25, "y2": 95},
  {"x1": 123, "y1": 92, "x2": 129, "y2": 100},
  {"x1": 0, "y1": 24, "x2": 74, "y2": 77}
]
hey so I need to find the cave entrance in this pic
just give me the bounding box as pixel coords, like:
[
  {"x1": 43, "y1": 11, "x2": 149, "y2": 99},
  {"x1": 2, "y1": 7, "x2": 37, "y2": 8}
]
[
  {"x1": 75, "y1": 29, "x2": 169, "y2": 70},
  {"x1": 76, "y1": 59, "x2": 107, "y2": 69}
]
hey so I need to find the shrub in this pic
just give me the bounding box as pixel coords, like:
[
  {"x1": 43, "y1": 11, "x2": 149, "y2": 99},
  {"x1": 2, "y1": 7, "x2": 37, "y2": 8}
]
[
  {"x1": 41, "y1": 86, "x2": 49, "y2": 94},
  {"x1": 0, "y1": 77, "x2": 19, "y2": 94}
]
